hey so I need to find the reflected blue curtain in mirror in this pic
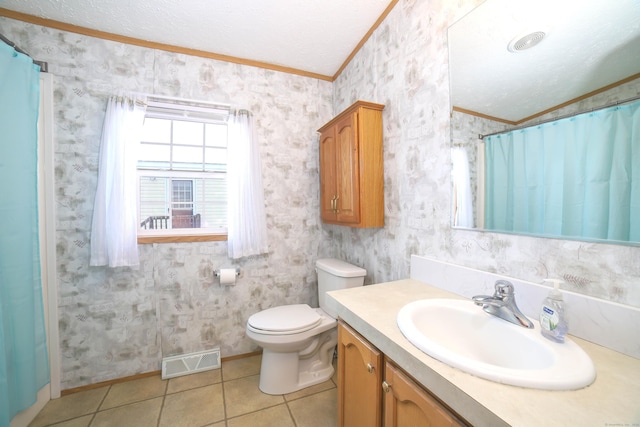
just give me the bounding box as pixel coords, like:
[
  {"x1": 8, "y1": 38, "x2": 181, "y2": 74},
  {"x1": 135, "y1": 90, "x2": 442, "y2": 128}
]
[
  {"x1": 0, "y1": 43, "x2": 49, "y2": 425},
  {"x1": 485, "y1": 100, "x2": 640, "y2": 241}
]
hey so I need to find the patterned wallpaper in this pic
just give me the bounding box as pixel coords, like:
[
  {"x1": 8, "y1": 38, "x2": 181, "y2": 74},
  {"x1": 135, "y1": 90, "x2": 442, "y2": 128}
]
[
  {"x1": 2, "y1": 0, "x2": 639, "y2": 389},
  {"x1": 1, "y1": 16, "x2": 333, "y2": 389},
  {"x1": 329, "y1": 0, "x2": 640, "y2": 308}
]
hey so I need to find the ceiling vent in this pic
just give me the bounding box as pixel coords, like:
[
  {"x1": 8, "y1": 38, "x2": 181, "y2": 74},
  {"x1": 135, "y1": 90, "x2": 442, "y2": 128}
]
[{"x1": 507, "y1": 31, "x2": 546, "y2": 52}]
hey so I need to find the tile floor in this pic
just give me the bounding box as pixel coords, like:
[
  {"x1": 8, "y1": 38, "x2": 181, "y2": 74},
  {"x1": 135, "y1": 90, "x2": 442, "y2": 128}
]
[{"x1": 28, "y1": 355, "x2": 338, "y2": 427}]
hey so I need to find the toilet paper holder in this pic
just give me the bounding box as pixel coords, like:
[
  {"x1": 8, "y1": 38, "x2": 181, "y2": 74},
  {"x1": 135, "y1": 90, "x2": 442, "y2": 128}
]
[{"x1": 214, "y1": 268, "x2": 240, "y2": 278}]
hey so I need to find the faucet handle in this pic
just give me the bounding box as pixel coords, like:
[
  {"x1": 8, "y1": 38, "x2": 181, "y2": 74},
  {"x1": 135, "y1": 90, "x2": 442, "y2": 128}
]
[{"x1": 494, "y1": 280, "x2": 514, "y2": 297}]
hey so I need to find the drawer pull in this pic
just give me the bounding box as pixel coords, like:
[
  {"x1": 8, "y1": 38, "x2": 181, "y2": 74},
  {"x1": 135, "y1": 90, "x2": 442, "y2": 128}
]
[
  {"x1": 382, "y1": 381, "x2": 391, "y2": 393},
  {"x1": 366, "y1": 363, "x2": 374, "y2": 373}
]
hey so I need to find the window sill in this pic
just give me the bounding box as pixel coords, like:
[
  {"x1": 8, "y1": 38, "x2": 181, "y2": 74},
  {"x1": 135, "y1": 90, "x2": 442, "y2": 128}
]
[{"x1": 137, "y1": 233, "x2": 228, "y2": 244}]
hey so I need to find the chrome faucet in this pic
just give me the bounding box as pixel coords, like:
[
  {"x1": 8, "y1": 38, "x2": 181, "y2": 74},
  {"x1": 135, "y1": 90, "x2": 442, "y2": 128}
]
[{"x1": 472, "y1": 280, "x2": 534, "y2": 328}]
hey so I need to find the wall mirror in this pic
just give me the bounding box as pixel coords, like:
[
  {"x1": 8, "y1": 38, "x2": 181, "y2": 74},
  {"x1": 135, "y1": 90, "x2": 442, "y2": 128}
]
[{"x1": 448, "y1": 0, "x2": 640, "y2": 245}]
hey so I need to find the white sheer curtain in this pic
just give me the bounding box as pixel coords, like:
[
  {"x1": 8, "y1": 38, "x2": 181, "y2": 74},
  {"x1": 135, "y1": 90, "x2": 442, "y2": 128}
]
[
  {"x1": 226, "y1": 109, "x2": 269, "y2": 259},
  {"x1": 451, "y1": 147, "x2": 474, "y2": 228},
  {"x1": 90, "y1": 95, "x2": 146, "y2": 267}
]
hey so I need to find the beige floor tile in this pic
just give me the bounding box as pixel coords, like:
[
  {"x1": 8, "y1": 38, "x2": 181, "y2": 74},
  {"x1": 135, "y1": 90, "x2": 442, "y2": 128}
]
[
  {"x1": 288, "y1": 388, "x2": 338, "y2": 427},
  {"x1": 100, "y1": 376, "x2": 166, "y2": 410},
  {"x1": 159, "y1": 383, "x2": 225, "y2": 427},
  {"x1": 284, "y1": 379, "x2": 335, "y2": 401},
  {"x1": 48, "y1": 414, "x2": 93, "y2": 427},
  {"x1": 29, "y1": 355, "x2": 337, "y2": 426},
  {"x1": 223, "y1": 375, "x2": 284, "y2": 418},
  {"x1": 227, "y1": 404, "x2": 295, "y2": 427},
  {"x1": 29, "y1": 387, "x2": 109, "y2": 427},
  {"x1": 221, "y1": 355, "x2": 261, "y2": 381},
  {"x1": 90, "y1": 397, "x2": 162, "y2": 427},
  {"x1": 167, "y1": 368, "x2": 222, "y2": 394}
]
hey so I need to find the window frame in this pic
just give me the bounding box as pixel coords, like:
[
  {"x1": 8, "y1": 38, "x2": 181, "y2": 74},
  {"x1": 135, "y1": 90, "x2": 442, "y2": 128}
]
[{"x1": 137, "y1": 98, "x2": 230, "y2": 244}]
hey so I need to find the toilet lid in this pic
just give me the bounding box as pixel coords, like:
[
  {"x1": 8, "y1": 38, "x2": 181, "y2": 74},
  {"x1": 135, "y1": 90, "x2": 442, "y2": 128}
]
[{"x1": 248, "y1": 304, "x2": 322, "y2": 333}]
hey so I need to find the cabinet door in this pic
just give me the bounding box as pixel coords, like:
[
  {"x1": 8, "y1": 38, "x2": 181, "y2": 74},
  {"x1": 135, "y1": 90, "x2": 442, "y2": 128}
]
[
  {"x1": 383, "y1": 361, "x2": 464, "y2": 427},
  {"x1": 338, "y1": 321, "x2": 382, "y2": 427},
  {"x1": 319, "y1": 126, "x2": 337, "y2": 222},
  {"x1": 334, "y1": 113, "x2": 360, "y2": 224}
]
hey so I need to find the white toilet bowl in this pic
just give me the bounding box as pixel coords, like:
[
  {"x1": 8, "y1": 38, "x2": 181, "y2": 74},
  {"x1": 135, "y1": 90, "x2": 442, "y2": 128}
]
[
  {"x1": 246, "y1": 259, "x2": 366, "y2": 395},
  {"x1": 246, "y1": 304, "x2": 338, "y2": 395}
]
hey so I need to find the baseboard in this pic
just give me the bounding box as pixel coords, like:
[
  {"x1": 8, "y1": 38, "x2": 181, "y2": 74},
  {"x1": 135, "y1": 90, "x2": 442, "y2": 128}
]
[{"x1": 60, "y1": 370, "x2": 161, "y2": 396}]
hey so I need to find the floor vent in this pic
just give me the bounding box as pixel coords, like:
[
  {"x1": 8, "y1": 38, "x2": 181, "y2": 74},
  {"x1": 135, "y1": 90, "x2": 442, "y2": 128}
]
[{"x1": 161, "y1": 347, "x2": 221, "y2": 379}]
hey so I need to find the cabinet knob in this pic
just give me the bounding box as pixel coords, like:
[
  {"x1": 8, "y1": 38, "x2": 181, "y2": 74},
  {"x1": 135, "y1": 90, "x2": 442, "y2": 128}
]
[
  {"x1": 366, "y1": 363, "x2": 374, "y2": 373},
  {"x1": 382, "y1": 381, "x2": 391, "y2": 393}
]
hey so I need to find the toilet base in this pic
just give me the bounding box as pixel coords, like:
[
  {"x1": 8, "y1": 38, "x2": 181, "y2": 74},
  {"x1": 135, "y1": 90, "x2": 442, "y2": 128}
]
[{"x1": 258, "y1": 329, "x2": 337, "y2": 395}]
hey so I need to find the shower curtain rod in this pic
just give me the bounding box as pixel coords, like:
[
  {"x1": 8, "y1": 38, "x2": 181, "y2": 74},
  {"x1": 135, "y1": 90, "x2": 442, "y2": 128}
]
[
  {"x1": 0, "y1": 33, "x2": 48, "y2": 72},
  {"x1": 478, "y1": 93, "x2": 640, "y2": 140}
]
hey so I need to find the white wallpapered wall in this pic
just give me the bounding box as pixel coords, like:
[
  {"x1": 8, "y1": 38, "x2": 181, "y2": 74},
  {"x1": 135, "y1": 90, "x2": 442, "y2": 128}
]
[
  {"x1": 2, "y1": 16, "x2": 334, "y2": 388},
  {"x1": 2, "y1": 0, "x2": 638, "y2": 388},
  {"x1": 327, "y1": 0, "x2": 640, "y2": 308}
]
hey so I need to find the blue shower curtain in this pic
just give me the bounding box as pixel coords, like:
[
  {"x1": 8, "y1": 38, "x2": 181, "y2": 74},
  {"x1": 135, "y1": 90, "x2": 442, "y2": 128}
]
[
  {"x1": 0, "y1": 43, "x2": 49, "y2": 426},
  {"x1": 485, "y1": 100, "x2": 640, "y2": 242}
]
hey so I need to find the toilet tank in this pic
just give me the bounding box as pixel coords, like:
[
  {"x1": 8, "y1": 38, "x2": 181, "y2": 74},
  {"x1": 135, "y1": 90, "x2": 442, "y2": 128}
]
[{"x1": 316, "y1": 258, "x2": 366, "y2": 318}]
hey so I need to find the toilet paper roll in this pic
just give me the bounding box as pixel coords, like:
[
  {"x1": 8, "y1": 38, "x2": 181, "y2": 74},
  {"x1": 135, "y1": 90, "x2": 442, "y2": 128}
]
[{"x1": 219, "y1": 268, "x2": 237, "y2": 285}]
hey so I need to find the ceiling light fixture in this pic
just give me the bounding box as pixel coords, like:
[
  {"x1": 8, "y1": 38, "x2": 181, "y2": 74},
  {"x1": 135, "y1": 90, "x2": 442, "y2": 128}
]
[{"x1": 507, "y1": 31, "x2": 546, "y2": 52}]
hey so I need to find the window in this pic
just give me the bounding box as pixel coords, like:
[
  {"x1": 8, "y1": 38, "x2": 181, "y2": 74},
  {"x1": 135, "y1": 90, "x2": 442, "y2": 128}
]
[{"x1": 137, "y1": 98, "x2": 229, "y2": 241}]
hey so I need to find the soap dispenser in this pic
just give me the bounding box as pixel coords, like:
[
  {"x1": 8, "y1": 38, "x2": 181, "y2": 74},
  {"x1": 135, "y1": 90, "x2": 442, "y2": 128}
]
[{"x1": 540, "y1": 279, "x2": 568, "y2": 343}]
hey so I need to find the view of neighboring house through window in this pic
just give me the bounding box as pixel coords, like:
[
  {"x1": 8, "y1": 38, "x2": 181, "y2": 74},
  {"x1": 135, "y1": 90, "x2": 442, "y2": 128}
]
[{"x1": 138, "y1": 98, "x2": 228, "y2": 235}]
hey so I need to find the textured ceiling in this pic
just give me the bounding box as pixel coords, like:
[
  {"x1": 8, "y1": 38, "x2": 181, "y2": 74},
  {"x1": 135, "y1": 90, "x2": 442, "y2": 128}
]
[
  {"x1": 449, "y1": 0, "x2": 640, "y2": 123},
  {"x1": 0, "y1": 0, "x2": 394, "y2": 78}
]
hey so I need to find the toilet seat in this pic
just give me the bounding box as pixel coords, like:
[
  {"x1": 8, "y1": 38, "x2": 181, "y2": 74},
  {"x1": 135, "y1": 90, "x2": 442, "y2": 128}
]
[{"x1": 248, "y1": 304, "x2": 322, "y2": 335}]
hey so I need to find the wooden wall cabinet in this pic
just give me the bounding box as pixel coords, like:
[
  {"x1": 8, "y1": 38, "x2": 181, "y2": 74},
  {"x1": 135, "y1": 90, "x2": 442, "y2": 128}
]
[
  {"x1": 337, "y1": 321, "x2": 467, "y2": 427},
  {"x1": 318, "y1": 101, "x2": 384, "y2": 227}
]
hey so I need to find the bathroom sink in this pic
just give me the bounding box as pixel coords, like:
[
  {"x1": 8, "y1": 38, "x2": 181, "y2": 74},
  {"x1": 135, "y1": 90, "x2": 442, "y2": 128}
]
[{"x1": 397, "y1": 299, "x2": 596, "y2": 390}]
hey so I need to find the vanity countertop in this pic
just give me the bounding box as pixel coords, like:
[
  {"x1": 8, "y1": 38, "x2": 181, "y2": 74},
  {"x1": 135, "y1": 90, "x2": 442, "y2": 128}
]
[{"x1": 328, "y1": 279, "x2": 640, "y2": 427}]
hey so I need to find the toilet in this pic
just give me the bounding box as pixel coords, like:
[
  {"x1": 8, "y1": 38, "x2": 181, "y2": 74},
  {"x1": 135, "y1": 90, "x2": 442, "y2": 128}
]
[{"x1": 246, "y1": 258, "x2": 366, "y2": 395}]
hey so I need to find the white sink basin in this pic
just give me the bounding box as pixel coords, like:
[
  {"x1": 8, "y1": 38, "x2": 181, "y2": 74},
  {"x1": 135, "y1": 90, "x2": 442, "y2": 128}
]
[{"x1": 397, "y1": 299, "x2": 596, "y2": 390}]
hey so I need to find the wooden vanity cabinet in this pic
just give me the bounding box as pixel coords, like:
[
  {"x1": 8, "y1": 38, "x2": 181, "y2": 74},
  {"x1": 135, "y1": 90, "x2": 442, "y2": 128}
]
[
  {"x1": 383, "y1": 360, "x2": 465, "y2": 427},
  {"x1": 318, "y1": 101, "x2": 384, "y2": 227},
  {"x1": 337, "y1": 321, "x2": 383, "y2": 427},
  {"x1": 337, "y1": 320, "x2": 467, "y2": 427}
]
